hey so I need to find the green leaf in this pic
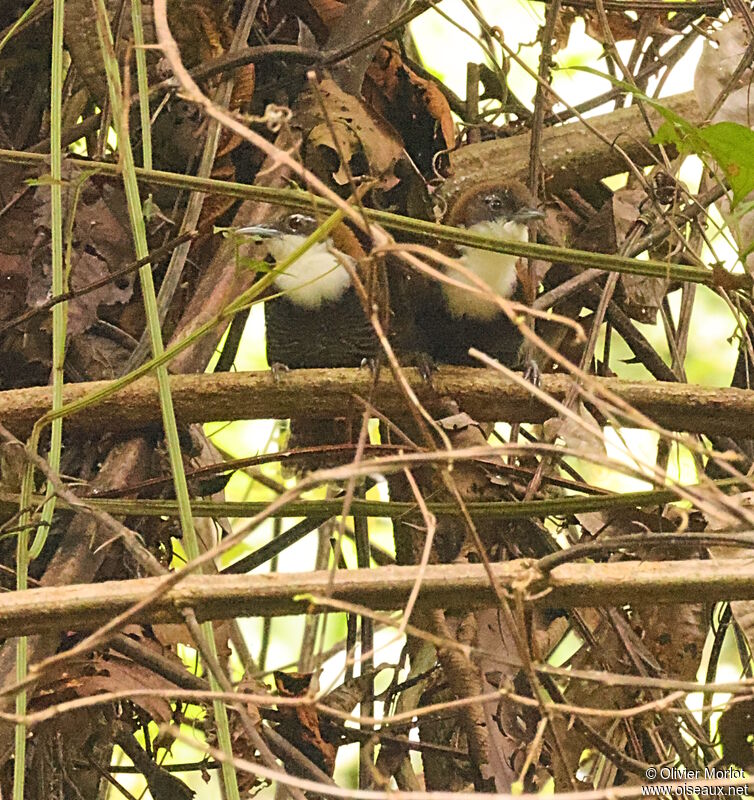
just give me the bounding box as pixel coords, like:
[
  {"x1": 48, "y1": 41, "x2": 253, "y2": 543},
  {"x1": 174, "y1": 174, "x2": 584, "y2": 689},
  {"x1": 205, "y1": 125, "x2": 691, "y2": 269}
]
[
  {"x1": 568, "y1": 66, "x2": 754, "y2": 205},
  {"x1": 698, "y1": 121, "x2": 754, "y2": 203},
  {"x1": 238, "y1": 257, "x2": 273, "y2": 272},
  {"x1": 25, "y1": 173, "x2": 67, "y2": 187},
  {"x1": 652, "y1": 119, "x2": 701, "y2": 150}
]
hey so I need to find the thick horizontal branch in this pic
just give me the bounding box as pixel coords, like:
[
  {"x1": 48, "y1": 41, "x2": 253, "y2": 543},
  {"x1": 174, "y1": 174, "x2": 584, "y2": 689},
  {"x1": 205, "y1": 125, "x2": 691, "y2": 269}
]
[
  {"x1": 3, "y1": 368, "x2": 753, "y2": 438},
  {"x1": 442, "y1": 91, "x2": 701, "y2": 203},
  {"x1": 1, "y1": 558, "x2": 750, "y2": 638}
]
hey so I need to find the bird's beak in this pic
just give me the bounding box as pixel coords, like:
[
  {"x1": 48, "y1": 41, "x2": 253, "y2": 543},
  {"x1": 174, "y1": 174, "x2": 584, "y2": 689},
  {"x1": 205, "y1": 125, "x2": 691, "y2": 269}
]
[
  {"x1": 512, "y1": 207, "x2": 545, "y2": 223},
  {"x1": 236, "y1": 224, "x2": 282, "y2": 239}
]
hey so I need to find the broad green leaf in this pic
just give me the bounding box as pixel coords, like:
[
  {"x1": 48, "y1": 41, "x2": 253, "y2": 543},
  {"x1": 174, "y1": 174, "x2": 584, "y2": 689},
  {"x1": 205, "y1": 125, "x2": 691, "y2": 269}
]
[
  {"x1": 698, "y1": 121, "x2": 754, "y2": 202},
  {"x1": 569, "y1": 66, "x2": 754, "y2": 204}
]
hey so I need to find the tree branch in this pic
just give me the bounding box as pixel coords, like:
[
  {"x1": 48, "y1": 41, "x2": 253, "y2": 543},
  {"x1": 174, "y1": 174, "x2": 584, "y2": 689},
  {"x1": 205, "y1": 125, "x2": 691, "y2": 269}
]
[
  {"x1": 4, "y1": 368, "x2": 753, "y2": 438},
  {"x1": 441, "y1": 91, "x2": 701, "y2": 204},
  {"x1": 2, "y1": 558, "x2": 753, "y2": 639}
]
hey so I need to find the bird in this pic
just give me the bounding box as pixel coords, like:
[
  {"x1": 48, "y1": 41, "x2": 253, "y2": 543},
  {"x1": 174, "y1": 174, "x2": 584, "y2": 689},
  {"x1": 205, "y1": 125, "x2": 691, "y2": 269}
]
[
  {"x1": 238, "y1": 211, "x2": 381, "y2": 371},
  {"x1": 237, "y1": 210, "x2": 419, "y2": 470},
  {"x1": 419, "y1": 179, "x2": 544, "y2": 369}
]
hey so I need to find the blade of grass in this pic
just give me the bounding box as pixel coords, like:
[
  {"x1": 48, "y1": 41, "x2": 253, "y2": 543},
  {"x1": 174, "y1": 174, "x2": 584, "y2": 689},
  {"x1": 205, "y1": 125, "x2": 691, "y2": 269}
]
[
  {"x1": 130, "y1": 0, "x2": 152, "y2": 171},
  {"x1": 91, "y1": 0, "x2": 243, "y2": 796},
  {"x1": 0, "y1": 0, "x2": 44, "y2": 57},
  {"x1": 13, "y1": 0, "x2": 65, "y2": 795}
]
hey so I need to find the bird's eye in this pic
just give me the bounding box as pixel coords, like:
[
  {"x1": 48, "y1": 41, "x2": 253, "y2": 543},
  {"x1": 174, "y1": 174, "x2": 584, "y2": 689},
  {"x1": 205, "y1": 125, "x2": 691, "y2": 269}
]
[
  {"x1": 485, "y1": 194, "x2": 503, "y2": 212},
  {"x1": 286, "y1": 214, "x2": 307, "y2": 233}
]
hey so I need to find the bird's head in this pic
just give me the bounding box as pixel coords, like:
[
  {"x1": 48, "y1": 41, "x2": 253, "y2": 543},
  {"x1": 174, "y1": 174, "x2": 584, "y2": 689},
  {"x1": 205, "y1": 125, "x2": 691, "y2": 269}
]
[
  {"x1": 236, "y1": 212, "x2": 353, "y2": 308},
  {"x1": 449, "y1": 181, "x2": 544, "y2": 229},
  {"x1": 437, "y1": 179, "x2": 545, "y2": 320},
  {"x1": 238, "y1": 212, "x2": 319, "y2": 241}
]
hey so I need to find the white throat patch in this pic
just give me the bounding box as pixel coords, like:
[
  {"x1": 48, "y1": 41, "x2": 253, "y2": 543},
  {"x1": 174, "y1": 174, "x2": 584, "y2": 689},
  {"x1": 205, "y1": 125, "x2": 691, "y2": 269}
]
[
  {"x1": 442, "y1": 218, "x2": 528, "y2": 320},
  {"x1": 267, "y1": 235, "x2": 353, "y2": 309}
]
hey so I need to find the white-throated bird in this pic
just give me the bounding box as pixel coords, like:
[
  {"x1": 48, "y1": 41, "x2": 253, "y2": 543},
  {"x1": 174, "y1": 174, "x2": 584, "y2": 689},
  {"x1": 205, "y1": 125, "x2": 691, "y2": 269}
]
[
  {"x1": 238, "y1": 210, "x2": 419, "y2": 468},
  {"x1": 238, "y1": 211, "x2": 384, "y2": 370},
  {"x1": 419, "y1": 179, "x2": 544, "y2": 368}
]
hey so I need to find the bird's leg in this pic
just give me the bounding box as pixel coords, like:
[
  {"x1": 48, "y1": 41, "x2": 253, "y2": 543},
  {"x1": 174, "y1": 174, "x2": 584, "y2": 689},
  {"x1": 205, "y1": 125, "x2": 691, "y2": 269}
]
[
  {"x1": 417, "y1": 352, "x2": 437, "y2": 384},
  {"x1": 396, "y1": 350, "x2": 437, "y2": 385},
  {"x1": 270, "y1": 362, "x2": 290, "y2": 382},
  {"x1": 360, "y1": 354, "x2": 381, "y2": 374},
  {"x1": 523, "y1": 358, "x2": 541, "y2": 388}
]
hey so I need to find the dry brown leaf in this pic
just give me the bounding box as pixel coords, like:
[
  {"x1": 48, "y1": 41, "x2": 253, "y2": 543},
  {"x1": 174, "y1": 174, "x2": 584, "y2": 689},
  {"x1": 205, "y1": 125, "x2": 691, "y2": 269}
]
[
  {"x1": 0, "y1": 182, "x2": 36, "y2": 325},
  {"x1": 29, "y1": 176, "x2": 134, "y2": 336},
  {"x1": 474, "y1": 607, "x2": 526, "y2": 790},
  {"x1": 574, "y1": 190, "x2": 668, "y2": 323},
  {"x1": 64, "y1": 0, "x2": 234, "y2": 104},
  {"x1": 569, "y1": 195, "x2": 618, "y2": 257},
  {"x1": 554, "y1": 610, "x2": 639, "y2": 777},
  {"x1": 633, "y1": 602, "x2": 706, "y2": 681},
  {"x1": 364, "y1": 42, "x2": 454, "y2": 169},
  {"x1": 531, "y1": 610, "x2": 569, "y2": 660},
  {"x1": 611, "y1": 189, "x2": 644, "y2": 244},
  {"x1": 552, "y1": 8, "x2": 577, "y2": 52},
  {"x1": 583, "y1": 10, "x2": 640, "y2": 43},
  {"x1": 152, "y1": 622, "x2": 195, "y2": 648},
  {"x1": 66, "y1": 332, "x2": 133, "y2": 381},
  {"x1": 612, "y1": 185, "x2": 669, "y2": 327},
  {"x1": 307, "y1": 0, "x2": 347, "y2": 31},
  {"x1": 83, "y1": 656, "x2": 176, "y2": 723},
  {"x1": 216, "y1": 63, "x2": 256, "y2": 159},
  {"x1": 301, "y1": 77, "x2": 405, "y2": 189},
  {"x1": 31, "y1": 654, "x2": 180, "y2": 726},
  {"x1": 275, "y1": 671, "x2": 337, "y2": 775},
  {"x1": 273, "y1": 0, "x2": 346, "y2": 44},
  {"x1": 542, "y1": 401, "x2": 606, "y2": 458}
]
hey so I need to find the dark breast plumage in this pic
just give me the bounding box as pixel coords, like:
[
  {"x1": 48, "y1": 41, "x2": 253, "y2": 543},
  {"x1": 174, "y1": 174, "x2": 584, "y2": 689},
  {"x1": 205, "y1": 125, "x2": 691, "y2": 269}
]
[
  {"x1": 239, "y1": 212, "x2": 379, "y2": 370},
  {"x1": 264, "y1": 290, "x2": 379, "y2": 369}
]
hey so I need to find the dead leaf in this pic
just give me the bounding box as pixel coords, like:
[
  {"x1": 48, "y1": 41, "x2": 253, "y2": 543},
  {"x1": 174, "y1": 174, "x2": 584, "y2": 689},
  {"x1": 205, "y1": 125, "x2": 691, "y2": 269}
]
[
  {"x1": 152, "y1": 623, "x2": 195, "y2": 648},
  {"x1": 0, "y1": 185, "x2": 35, "y2": 322},
  {"x1": 552, "y1": 8, "x2": 577, "y2": 52},
  {"x1": 573, "y1": 190, "x2": 668, "y2": 323},
  {"x1": 275, "y1": 671, "x2": 337, "y2": 775},
  {"x1": 66, "y1": 331, "x2": 132, "y2": 381},
  {"x1": 82, "y1": 656, "x2": 176, "y2": 723},
  {"x1": 300, "y1": 77, "x2": 405, "y2": 189},
  {"x1": 695, "y1": 18, "x2": 754, "y2": 121},
  {"x1": 364, "y1": 42, "x2": 454, "y2": 172},
  {"x1": 531, "y1": 610, "x2": 569, "y2": 660},
  {"x1": 583, "y1": 10, "x2": 640, "y2": 43},
  {"x1": 633, "y1": 602, "x2": 706, "y2": 681},
  {"x1": 273, "y1": 0, "x2": 346, "y2": 44},
  {"x1": 29, "y1": 176, "x2": 134, "y2": 337},
  {"x1": 543, "y1": 401, "x2": 606, "y2": 458},
  {"x1": 612, "y1": 187, "x2": 664, "y2": 323}
]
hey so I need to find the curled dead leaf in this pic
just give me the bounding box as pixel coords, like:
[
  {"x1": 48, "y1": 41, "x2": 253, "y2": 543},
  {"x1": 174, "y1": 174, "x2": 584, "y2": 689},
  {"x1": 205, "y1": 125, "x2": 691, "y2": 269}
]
[
  {"x1": 300, "y1": 77, "x2": 405, "y2": 190},
  {"x1": 275, "y1": 670, "x2": 337, "y2": 775},
  {"x1": 364, "y1": 42, "x2": 455, "y2": 172}
]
